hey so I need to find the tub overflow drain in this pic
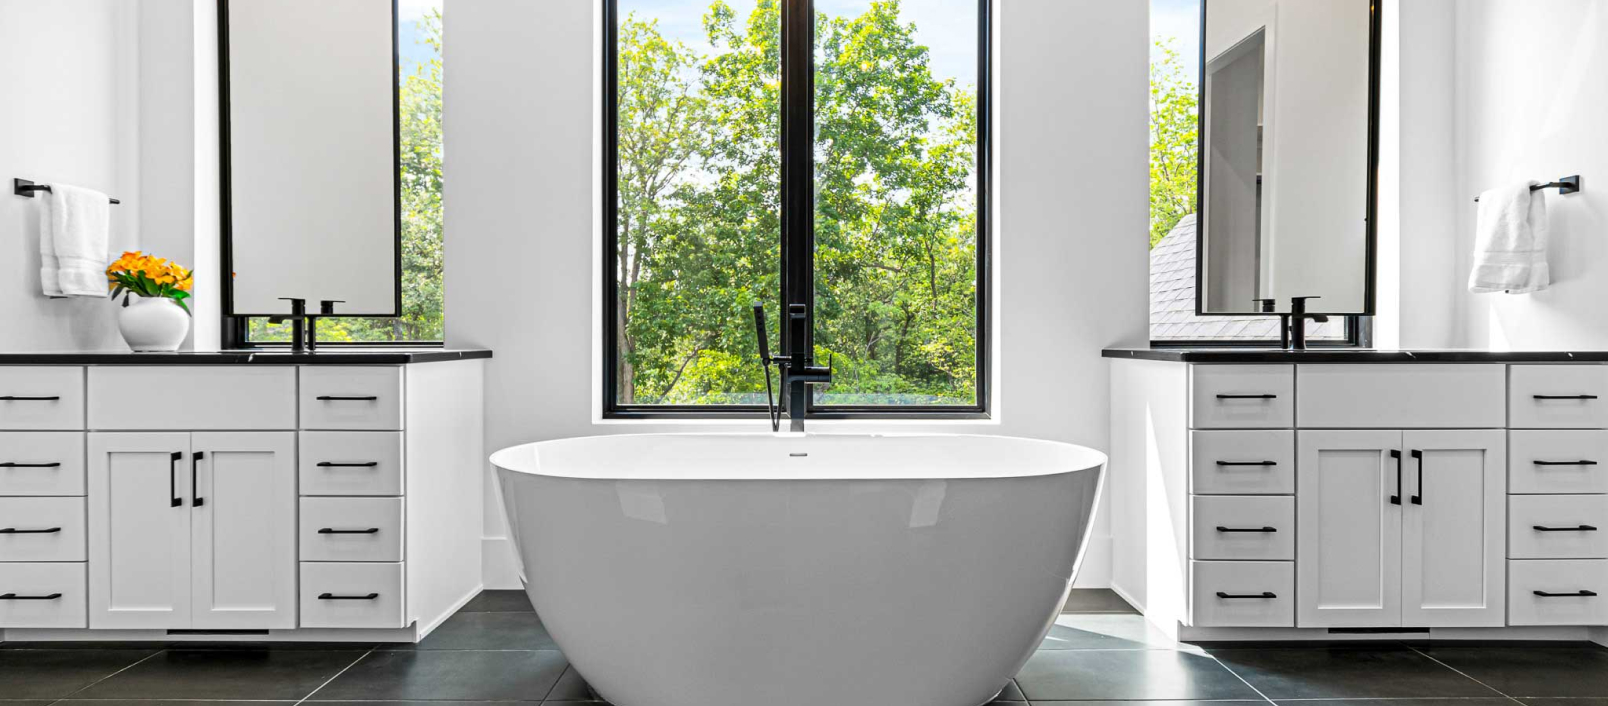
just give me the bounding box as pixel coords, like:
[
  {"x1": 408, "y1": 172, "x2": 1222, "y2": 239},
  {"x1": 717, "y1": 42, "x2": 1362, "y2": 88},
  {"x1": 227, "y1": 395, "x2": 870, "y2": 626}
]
[{"x1": 789, "y1": 452, "x2": 808, "y2": 458}]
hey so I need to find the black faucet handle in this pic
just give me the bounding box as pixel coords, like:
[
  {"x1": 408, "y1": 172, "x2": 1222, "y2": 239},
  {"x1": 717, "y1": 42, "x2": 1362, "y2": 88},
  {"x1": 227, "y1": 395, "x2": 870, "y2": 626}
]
[
  {"x1": 751, "y1": 303, "x2": 771, "y2": 363},
  {"x1": 318, "y1": 300, "x2": 344, "y2": 315},
  {"x1": 1253, "y1": 298, "x2": 1279, "y2": 313},
  {"x1": 276, "y1": 297, "x2": 307, "y2": 315}
]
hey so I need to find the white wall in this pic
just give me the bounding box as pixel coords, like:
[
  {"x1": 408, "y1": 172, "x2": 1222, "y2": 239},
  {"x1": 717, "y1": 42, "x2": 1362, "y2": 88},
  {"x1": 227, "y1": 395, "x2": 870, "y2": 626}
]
[
  {"x1": 1446, "y1": 0, "x2": 1608, "y2": 349},
  {"x1": 0, "y1": 0, "x2": 215, "y2": 352},
  {"x1": 0, "y1": 0, "x2": 139, "y2": 350},
  {"x1": 444, "y1": 0, "x2": 1151, "y2": 588}
]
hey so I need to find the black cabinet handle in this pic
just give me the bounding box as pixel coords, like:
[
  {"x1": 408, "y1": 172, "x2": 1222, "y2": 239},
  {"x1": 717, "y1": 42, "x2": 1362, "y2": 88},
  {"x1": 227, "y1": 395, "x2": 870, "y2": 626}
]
[
  {"x1": 0, "y1": 592, "x2": 62, "y2": 600},
  {"x1": 1534, "y1": 394, "x2": 1599, "y2": 400},
  {"x1": 1216, "y1": 526, "x2": 1277, "y2": 533},
  {"x1": 191, "y1": 452, "x2": 204, "y2": 507},
  {"x1": 318, "y1": 592, "x2": 380, "y2": 600},
  {"x1": 1390, "y1": 449, "x2": 1402, "y2": 505},
  {"x1": 0, "y1": 527, "x2": 62, "y2": 534},
  {"x1": 1535, "y1": 460, "x2": 1600, "y2": 466},
  {"x1": 0, "y1": 462, "x2": 61, "y2": 468},
  {"x1": 1534, "y1": 525, "x2": 1599, "y2": 532},
  {"x1": 169, "y1": 452, "x2": 183, "y2": 507},
  {"x1": 1216, "y1": 460, "x2": 1277, "y2": 467},
  {"x1": 0, "y1": 396, "x2": 60, "y2": 402},
  {"x1": 1216, "y1": 591, "x2": 1277, "y2": 599},
  {"x1": 1411, "y1": 449, "x2": 1424, "y2": 505},
  {"x1": 1216, "y1": 394, "x2": 1277, "y2": 400},
  {"x1": 318, "y1": 527, "x2": 381, "y2": 534},
  {"x1": 316, "y1": 461, "x2": 380, "y2": 468},
  {"x1": 1535, "y1": 590, "x2": 1598, "y2": 597},
  {"x1": 317, "y1": 395, "x2": 379, "y2": 401}
]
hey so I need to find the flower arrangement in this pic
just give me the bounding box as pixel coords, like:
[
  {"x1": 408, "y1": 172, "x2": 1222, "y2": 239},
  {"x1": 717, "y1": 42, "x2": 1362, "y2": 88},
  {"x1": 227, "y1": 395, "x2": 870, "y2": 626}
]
[{"x1": 106, "y1": 251, "x2": 194, "y2": 314}]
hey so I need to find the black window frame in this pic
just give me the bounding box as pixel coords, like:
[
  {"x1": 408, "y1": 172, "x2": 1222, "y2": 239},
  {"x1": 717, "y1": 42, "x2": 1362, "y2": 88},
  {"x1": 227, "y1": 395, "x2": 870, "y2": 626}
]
[
  {"x1": 602, "y1": 0, "x2": 992, "y2": 420},
  {"x1": 1151, "y1": 0, "x2": 1382, "y2": 349},
  {"x1": 219, "y1": 0, "x2": 430, "y2": 349}
]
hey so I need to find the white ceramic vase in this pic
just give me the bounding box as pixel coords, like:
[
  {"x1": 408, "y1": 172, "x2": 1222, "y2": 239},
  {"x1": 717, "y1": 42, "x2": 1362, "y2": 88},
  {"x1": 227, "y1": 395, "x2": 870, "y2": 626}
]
[{"x1": 117, "y1": 296, "x2": 190, "y2": 352}]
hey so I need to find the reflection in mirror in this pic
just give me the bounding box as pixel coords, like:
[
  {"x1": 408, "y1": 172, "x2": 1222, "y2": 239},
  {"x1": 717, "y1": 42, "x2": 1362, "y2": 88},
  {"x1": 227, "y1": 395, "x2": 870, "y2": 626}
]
[{"x1": 1198, "y1": 0, "x2": 1377, "y2": 315}]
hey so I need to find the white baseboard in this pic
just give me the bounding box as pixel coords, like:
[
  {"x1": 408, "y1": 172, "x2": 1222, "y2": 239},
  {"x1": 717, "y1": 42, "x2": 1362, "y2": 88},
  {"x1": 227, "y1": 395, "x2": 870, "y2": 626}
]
[
  {"x1": 1071, "y1": 534, "x2": 1112, "y2": 588},
  {"x1": 482, "y1": 536, "x2": 522, "y2": 589}
]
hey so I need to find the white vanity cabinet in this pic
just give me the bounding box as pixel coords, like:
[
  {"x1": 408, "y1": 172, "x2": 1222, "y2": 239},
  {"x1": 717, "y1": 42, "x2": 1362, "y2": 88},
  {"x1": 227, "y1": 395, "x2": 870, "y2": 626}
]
[
  {"x1": 0, "y1": 353, "x2": 487, "y2": 643},
  {"x1": 1109, "y1": 352, "x2": 1601, "y2": 641}
]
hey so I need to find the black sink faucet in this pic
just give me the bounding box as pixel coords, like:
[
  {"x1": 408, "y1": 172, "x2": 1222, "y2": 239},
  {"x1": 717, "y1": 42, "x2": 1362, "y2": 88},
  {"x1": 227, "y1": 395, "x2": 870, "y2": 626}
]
[
  {"x1": 752, "y1": 303, "x2": 832, "y2": 432},
  {"x1": 1253, "y1": 296, "x2": 1329, "y2": 350},
  {"x1": 269, "y1": 298, "x2": 308, "y2": 352}
]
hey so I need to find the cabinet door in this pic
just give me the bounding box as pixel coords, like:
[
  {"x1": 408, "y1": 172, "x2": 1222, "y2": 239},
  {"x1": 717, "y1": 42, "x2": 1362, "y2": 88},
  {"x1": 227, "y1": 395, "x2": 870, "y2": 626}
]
[
  {"x1": 1401, "y1": 430, "x2": 1506, "y2": 627},
  {"x1": 1297, "y1": 430, "x2": 1403, "y2": 627},
  {"x1": 88, "y1": 433, "x2": 192, "y2": 629},
  {"x1": 191, "y1": 432, "x2": 297, "y2": 629}
]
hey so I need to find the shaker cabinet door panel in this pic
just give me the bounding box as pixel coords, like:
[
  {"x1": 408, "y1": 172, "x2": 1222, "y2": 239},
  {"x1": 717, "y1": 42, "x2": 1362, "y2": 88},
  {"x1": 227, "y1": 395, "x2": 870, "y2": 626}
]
[
  {"x1": 190, "y1": 432, "x2": 298, "y2": 630},
  {"x1": 88, "y1": 433, "x2": 193, "y2": 630},
  {"x1": 1297, "y1": 430, "x2": 1403, "y2": 627},
  {"x1": 1400, "y1": 430, "x2": 1506, "y2": 627}
]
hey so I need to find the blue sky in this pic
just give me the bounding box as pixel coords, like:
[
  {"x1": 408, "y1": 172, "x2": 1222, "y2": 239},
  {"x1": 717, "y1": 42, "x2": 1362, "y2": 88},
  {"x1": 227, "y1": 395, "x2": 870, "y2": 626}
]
[
  {"x1": 1152, "y1": 0, "x2": 1200, "y2": 83},
  {"x1": 397, "y1": 0, "x2": 442, "y2": 76},
  {"x1": 621, "y1": 0, "x2": 978, "y2": 85}
]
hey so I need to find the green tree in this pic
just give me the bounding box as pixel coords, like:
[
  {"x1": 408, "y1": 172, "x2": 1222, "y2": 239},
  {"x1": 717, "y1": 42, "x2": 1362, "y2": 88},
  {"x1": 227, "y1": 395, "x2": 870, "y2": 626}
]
[
  {"x1": 614, "y1": 0, "x2": 979, "y2": 406},
  {"x1": 1150, "y1": 37, "x2": 1198, "y2": 249}
]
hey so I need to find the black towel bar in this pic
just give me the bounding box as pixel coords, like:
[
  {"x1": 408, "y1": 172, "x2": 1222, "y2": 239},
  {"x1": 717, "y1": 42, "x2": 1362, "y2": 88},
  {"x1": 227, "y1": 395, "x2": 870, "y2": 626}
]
[
  {"x1": 13, "y1": 178, "x2": 121, "y2": 204},
  {"x1": 1474, "y1": 175, "x2": 1580, "y2": 202}
]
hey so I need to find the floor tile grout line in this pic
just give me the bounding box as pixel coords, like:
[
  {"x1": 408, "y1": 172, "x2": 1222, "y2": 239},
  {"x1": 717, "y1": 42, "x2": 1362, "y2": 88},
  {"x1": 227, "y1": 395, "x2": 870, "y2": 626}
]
[
  {"x1": 292, "y1": 644, "x2": 377, "y2": 706},
  {"x1": 1405, "y1": 643, "x2": 1516, "y2": 701},
  {"x1": 55, "y1": 647, "x2": 167, "y2": 699},
  {"x1": 1207, "y1": 653, "x2": 1279, "y2": 706}
]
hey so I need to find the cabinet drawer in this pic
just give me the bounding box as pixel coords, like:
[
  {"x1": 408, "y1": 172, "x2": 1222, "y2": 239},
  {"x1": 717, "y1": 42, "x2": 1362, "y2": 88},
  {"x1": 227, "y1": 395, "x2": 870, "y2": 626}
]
[
  {"x1": 300, "y1": 561, "x2": 405, "y2": 628},
  {"x1": 1190, "y1": 430, "x2": 1294, "y2": 494},
  {"x1": 1190, "y1": 365, "x2": 1294, "y2": 429},
  {"x1": 1191, "y1": 496, "x2": 1294, "y2": 560},
  {"x1": 1511, "y1": 365, "x2": 1608, "y2": 429},
  {"x1": 300, "y1": 497, "x2": 404, "y2": 562},
  {"x1": 299, "y1": 431, "x2": 404, "y2": 496},
  {"x1": 0, "y1": 497, "x2": 84, "y2": 562},
  {"x1": 1508, "y1": 559, "x2": 1608, "y2": 625},
  {"x1": 1510, "y1": 430, "x2": 1608, "y2": 494},
  {"x1": 0, "y1": 562, "x2": 86, "y2": 628},
  {"x1": 1296, "y1": 364, "x2": 1506, "y2": 428},
  {"x1": 88, "y1": 367, "x2": 296, "y2": 430},
  {"x1": 300, "y1": 367, "x2": 404, "y2": 431},
  {"x1": 1190, "y1": 560, "x2": 1293, "y2": 627},
  {"x1": 0, "y1": 367, "x2": 83, "y2": 431},
  {"x1": 1510, "y1": 495, "x2": 1608, "y2": 559},
  {"x1": 0, "y1": 432, "x2": 85, "y2": 496}
]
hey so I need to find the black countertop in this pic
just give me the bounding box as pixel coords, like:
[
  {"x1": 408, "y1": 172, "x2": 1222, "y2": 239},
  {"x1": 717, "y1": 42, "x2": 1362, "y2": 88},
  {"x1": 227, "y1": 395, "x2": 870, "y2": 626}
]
[
  {"x1": 1103, "y1": 347, "x2": 1608, "y2": 363},
  {"x1": 0, "y1": 349, "x2": 493, "y2": 365}
]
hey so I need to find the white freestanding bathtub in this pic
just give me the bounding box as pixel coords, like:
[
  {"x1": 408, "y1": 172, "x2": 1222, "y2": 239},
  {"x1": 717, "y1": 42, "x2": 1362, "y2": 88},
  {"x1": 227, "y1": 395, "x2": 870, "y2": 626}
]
[{"x1": 491, "y1": 433, "x2": 1105, "y2": 706}]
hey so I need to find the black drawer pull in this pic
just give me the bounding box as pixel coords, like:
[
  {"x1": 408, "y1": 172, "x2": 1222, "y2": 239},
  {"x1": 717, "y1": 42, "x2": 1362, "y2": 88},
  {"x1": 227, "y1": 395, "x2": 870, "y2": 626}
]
[
  {"x1": 0, "y1": 462, "x2": 61, "y2": 468},
  {"x1": 1534, "y1": 394, "x2": 1599, "y2": 400},
  {"x1": 0, "y1": 527, "x2": 62, "y2": 534},
  {"x1": 1535, "y1": 590, "x2": 1598, "y2": 598},
  {"x1": 1216, "y1": 591, "x2": 1277, "y2": 599},
  {"x1": 1216, "y1": 460, "x2": 1277, "y2": 467},
  {"x1": 317, "y1": 395, "x2": 379, "y2": 402},
  {"x1": 316, "y1": 461, "x2": 380, "y2": 468},
  {"x1": 0, "y1": 396, "x2": 60, "y2": 402},
  {"x1": 1216, "y1": 394, "x2": 1277, "y2": 400},
  {"x1": 169, "y1": 451, "x2": 183, "y2": 508},
  {"x1": 318, "y1": 527, "x2": 381, "y2": 534},
  {"x1": 1535, "y1": 460, "x2": 1599, "y2": 466},
  {"x1": 318, "y1": 592, "x2": 379, "y2": 600},
  {"x1": 1216, "y1": 526, "x2": 1277, "y2": 533},
  {"x1": 0, "y1": 592, "x2": 62, "y2": 600},
  {"x1": 1534, "y1": 525, "x2": 1599, "y2": 532}
]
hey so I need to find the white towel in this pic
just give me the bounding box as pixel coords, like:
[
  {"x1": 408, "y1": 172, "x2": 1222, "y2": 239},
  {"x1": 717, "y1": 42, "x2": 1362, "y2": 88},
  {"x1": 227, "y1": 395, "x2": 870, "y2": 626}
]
[
  {"x1": 46, "y1": 184, "x2": 112, "y2": 298},
  {"x1": 36, "y1": 190, "x2": 62, "y2": 297},
  {"x1": 1469, "y1": 180, "x2": 1550, "y2": 294}
]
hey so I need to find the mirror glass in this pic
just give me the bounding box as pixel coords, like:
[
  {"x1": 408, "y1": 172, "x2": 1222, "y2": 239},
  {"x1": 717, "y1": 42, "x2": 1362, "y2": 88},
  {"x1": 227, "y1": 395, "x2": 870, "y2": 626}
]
[
  {"x1": 1198, "y1": 0, "x2": 1377, "y2": 315},
  {"x1": 224, "y1": 0, "x2": 399, "y2": 317}
]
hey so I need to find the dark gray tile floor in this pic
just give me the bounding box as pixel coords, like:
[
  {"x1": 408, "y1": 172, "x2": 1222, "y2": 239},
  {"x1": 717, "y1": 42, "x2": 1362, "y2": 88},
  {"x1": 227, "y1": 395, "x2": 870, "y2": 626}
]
[{"x1": 2, "y1": 589, "x2": 1606, "y2": 705}]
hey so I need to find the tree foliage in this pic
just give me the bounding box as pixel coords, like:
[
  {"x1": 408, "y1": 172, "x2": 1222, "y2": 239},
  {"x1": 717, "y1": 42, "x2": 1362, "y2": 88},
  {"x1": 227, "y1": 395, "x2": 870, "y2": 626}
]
[
  {"x1": 616, "y1": 0, "x2": 979, "y2": 406},
  {"x1": 1150, "y1": 37, "x2": 1198, "y2": 249}
]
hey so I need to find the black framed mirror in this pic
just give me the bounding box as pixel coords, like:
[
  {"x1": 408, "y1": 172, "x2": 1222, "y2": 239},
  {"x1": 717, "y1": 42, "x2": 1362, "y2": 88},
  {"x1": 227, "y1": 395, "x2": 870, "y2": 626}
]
[{"x1": 1195, "y1": 0, "x2": 1382, "y2": 317}]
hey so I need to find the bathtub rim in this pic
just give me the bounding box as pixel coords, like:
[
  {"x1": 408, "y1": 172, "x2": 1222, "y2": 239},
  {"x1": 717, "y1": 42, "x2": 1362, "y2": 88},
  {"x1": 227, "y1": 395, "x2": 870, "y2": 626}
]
[{"x1": 489, "y1": 431, "x2": 1107, "y2": 482}]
